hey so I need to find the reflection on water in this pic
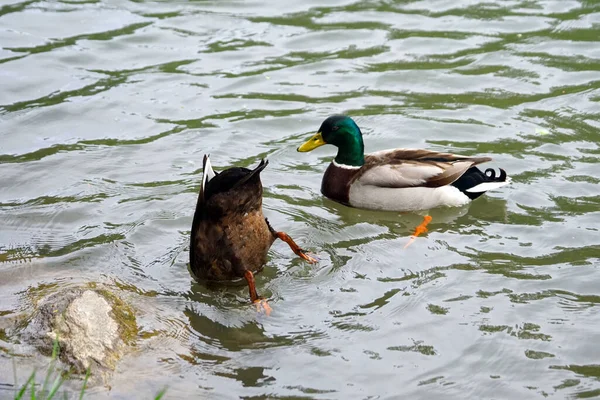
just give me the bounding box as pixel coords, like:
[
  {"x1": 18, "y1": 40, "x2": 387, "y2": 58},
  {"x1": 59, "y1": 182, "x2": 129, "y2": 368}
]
[{"x1": 1, "y1": 0, "x2": 600, "y2": 398}]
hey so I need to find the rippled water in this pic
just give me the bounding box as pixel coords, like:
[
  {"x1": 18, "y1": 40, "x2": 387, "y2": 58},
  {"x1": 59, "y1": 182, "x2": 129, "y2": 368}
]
[{"x1": 1, "y1": 0, "x2": 600, "y2": 398}]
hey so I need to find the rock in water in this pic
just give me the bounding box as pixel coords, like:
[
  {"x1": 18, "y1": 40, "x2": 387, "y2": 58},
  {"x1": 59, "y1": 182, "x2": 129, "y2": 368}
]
[
  {"x1": 21, "y1": 287, "x2": 137, "y2": 381},
  {"x1": 51, "y1": 291, "x2": 121, "y2": 371}
]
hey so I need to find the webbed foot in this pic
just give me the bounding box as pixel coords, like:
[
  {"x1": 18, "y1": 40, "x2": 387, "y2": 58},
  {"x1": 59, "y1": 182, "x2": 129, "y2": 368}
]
[
  {"x1": 254, "y1": 298, "x2": 272, "y2": 316},
  {"x1": 275, "y1": 231, "x2": 318, "y2": 264},
  {"x1": 404, "y1": 215, "x2": 432, "y2": 249}
]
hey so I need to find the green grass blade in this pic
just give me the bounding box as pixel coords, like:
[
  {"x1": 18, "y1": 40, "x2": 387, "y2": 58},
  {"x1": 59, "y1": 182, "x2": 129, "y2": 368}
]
[
  {"x1": 154, "y1": 387, "x2": 167, "y2": 400},
  {"x1": 45, "y1": 373, "x2": 64, "y2": 400},
  {"x1": 40, "y1": 362, "x2": 54, "y2": 398},
  {"x1": 29, "y1": 375, "x2": 35, "y2": 400},
  {"x1": 51, "y1": 338, "x2": 59, "y2": 360},
  {"x1": 78, "y1": 368, "x2": 90, "y2": 400},
  {"x1": 42, "y1": 337, "x2": 60, "y2": 396},
  {"x1": 14, "y1": 371, "x2": 35, "y2": 400}
]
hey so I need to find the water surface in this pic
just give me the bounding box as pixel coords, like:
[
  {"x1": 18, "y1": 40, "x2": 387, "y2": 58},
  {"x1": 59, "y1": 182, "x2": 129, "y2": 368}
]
[{"x1": 1, "y1": 0, "x2": 600, "y2": 398}]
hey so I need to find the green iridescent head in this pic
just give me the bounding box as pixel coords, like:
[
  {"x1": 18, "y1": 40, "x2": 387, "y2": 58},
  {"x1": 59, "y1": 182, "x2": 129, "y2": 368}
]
[{"x1": 297, "y1": 115, "x2": 365, "y2": 166}]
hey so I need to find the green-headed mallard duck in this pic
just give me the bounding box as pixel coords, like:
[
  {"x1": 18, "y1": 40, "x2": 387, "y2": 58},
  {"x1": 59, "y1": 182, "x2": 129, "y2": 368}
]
[
  {"x1": 190, "y1": 155, "x2": 317, "y2": 306},
  {"x1": 297, "y1": 115, "x2": 510, "y2": 212}
]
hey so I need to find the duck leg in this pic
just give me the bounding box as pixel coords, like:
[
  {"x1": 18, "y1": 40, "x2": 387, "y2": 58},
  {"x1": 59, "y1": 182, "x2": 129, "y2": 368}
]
[
  {"x1": 265, "y1": 218, "x2": 318, "y2": 263},
  {"x1": 244, "y1": 270, "x2": 260, "y2": 303},
  {"x1": 244, "y1": 270, "x2": 272, "y2": 315},
  {"x1": 274, "y1": 232, "x2": 319, "y2": 263}
]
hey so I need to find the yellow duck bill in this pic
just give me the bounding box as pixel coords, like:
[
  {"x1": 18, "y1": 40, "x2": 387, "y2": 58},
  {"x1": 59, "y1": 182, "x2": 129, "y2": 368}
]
[{"x1": 297, "y1": 132, "x2": 326, "y2": 152}]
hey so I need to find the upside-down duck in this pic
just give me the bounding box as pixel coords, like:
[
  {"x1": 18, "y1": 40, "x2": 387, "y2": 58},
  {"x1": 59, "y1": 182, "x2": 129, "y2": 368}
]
[{"x1": 190, "y1": 155, "x2": 317, "y2": 309}]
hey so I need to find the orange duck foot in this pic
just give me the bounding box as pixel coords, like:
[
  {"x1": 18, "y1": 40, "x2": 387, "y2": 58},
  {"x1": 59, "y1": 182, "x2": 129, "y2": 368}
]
[
  {"x1": 244, "y1": 270, "x2": 272, "y2": 316},
  {"x1": 254, "y1": 298, "x2": 272, "y2": 316},
  {"x1": 404, "y1": 215, "x2": 433, "y2": 249},
  {"x1": 275, "y1": 231, "x2": 319, "y2": 264}
]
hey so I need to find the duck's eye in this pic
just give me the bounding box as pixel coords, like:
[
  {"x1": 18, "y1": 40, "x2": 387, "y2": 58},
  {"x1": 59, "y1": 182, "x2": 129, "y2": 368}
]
[{"x1": 332, "y1": 126, "x2": 339, "y2": 131}]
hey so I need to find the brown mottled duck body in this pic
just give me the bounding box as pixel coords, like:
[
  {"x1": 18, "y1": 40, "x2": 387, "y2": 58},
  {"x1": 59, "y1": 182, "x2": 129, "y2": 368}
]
[{"x1": 190, "y1": 156, "x2": 316, "y2": 305}]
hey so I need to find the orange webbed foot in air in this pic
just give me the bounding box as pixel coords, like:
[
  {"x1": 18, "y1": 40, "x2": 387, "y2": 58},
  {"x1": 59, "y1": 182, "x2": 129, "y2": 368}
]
[{"x1": 275, "y1": 232, "x2": 319, "y2": 264}]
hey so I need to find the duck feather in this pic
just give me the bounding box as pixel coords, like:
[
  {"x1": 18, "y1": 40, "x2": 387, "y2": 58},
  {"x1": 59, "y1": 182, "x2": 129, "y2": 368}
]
[{"x1": 353, "y1": 149, "x2": 492, "y2": 189}]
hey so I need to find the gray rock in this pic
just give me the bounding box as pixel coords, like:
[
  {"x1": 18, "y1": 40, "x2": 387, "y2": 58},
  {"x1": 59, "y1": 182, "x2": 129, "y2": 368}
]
[{"x1": 21, "y1": 287, "x2": 137, "y2": 382}]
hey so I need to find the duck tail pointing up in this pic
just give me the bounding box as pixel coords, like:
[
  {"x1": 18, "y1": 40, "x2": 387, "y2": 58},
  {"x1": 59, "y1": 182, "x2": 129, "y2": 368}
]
[
  {"x1": 201, "y1": 154, "x2": 217, "y2": 194},
  {"x1": 465, "y1": 168, "x2": 511, "y2": 193},
  {"x1": 233, "y1": 159, "x2": 269, "y2": 188}
]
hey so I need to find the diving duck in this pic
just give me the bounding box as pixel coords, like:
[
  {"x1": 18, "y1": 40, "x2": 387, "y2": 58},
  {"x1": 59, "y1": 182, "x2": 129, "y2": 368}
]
[
  {"x1": 190, "y1": 155, "x2": 317, "y2": 306},
  {"x1": 297, "y1": 115, "x2": 510, "y2": 212}
]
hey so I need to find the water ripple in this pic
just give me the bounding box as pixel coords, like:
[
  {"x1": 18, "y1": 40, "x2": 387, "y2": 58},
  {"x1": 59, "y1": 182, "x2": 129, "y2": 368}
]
[{"x1": 1, "y1": 0, "x2": 600, "y2": 398}]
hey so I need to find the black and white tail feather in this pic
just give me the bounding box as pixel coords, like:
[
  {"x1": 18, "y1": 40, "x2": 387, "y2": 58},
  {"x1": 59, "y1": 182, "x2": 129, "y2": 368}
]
[
  {"x1": 201, "y1": 154, "x2": 217, "y2": 200},
  {"x1": 453, "y1": 167, "x2": 510, "y2": 200}
]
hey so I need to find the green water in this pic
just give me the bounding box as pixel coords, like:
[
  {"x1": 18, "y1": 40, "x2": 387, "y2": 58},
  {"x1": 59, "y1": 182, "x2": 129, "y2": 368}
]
[{"x1": 1, "y1": 0, "x2": 600, "y2": 398}]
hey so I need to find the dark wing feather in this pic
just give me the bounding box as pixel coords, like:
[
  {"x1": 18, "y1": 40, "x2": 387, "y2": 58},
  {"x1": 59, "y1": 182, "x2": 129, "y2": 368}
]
[{"x1": 354, "y1": 149, "x2": 493, "y2": 189}]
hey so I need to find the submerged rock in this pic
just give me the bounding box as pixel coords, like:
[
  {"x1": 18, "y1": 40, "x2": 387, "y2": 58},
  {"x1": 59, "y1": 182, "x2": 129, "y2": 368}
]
[
  {"x1": 51, "y1": 290, "x2": 121, "y2": 372},
  {"x1": 21, "y1": 287, "x2": 137, "y2": 381}
]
